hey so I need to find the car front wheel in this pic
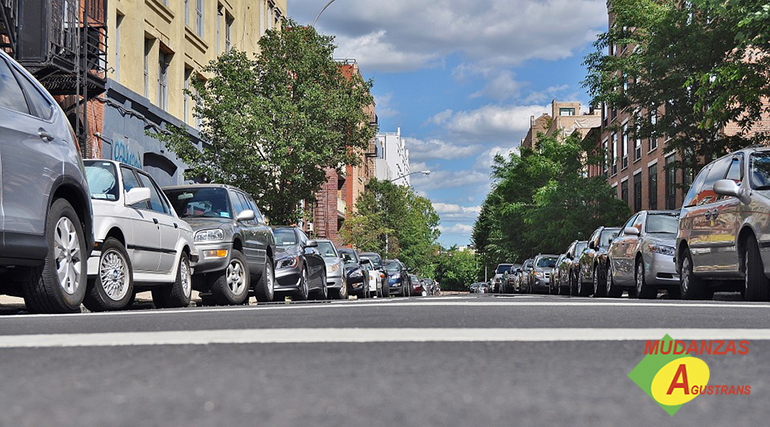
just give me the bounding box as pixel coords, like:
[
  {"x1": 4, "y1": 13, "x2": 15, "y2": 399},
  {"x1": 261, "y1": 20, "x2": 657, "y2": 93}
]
[
  {"x1": 680, "y1": 249, "x2": 712, "y2": 300},
  {"x1": 744, "y1": 237, "x2": 770, "y2": 301},
  {"x1": 635, "y1": 259, "x2": 657, "y2": 299},
  {"x1": 23, "y1": 199, "x2": 88, "y2": 313},
  {"x1": 210, "y1": 250, "x2": 250, "y2": 305}
]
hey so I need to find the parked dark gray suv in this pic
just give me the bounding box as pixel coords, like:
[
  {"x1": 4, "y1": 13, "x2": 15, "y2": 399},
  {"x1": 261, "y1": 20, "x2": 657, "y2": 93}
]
[
  {"x1": 0, "y1": 50, "x2": 94, "y2": 313},
  {"x1": 164, "y1": 184, "x2": 276, "y2": 304}
]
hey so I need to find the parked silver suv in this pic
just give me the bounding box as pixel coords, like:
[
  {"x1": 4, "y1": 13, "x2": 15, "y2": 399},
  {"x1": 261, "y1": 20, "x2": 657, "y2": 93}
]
[
  {"x1": 0, "y1": 50, "x2": 94, "y2": 313},
  {"x1": 676, "y1": 147, "x2": 770, "y2": 301}
]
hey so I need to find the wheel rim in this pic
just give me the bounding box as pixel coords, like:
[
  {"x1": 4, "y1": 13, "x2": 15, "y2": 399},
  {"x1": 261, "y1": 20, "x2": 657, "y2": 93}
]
[
  {"x1": 606, "y1": 267, "x2": 613, "y2": 294},
  {"x1": 99, "y1": 249, "x2": 129, "y2": 301},
  {"x1": 180, "y1": 258, "x2": 191, "y2": 298},
  {"x1": 636, "y1": 262, "x2": 644, "y2": 294},
  {"x1": 681, "y1": 258, "x2": 690, "y2": 294},
  {"x1": 226, "y1": 259, "x2": 246, "y2": 295},
  {"x1": 53, "y1": 217, "x2": 82, "y2": 295}
]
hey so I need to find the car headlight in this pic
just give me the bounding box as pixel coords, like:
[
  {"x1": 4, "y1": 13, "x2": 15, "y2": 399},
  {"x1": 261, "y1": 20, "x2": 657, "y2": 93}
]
[
  {"x1": 535, "y1": 271, "x2": 544, "y2": 278},
  {"x1": 278, "y1": 257, "x2": 299, "y2": 269},
  {"x1": 326, "y1": 264, "x2": 339, "y2": 274},
  {"x1": 649, "y1": 244, "x2": 675, "y2": 256},
  {"x1": 195, "y1": 229, "x2": 224, "y2": 242},
  {"x1": 350, "y1": 269, "x2": 363, "y2": 278}
]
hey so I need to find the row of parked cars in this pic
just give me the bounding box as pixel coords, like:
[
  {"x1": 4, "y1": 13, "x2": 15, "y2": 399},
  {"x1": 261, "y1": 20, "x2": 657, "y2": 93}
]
[
  {"x1": 490, "y1": 146, "x2": 770, "y2": 301},
  {"x1": 0, "y1": 50, "x2": 437, "y2": 313}
]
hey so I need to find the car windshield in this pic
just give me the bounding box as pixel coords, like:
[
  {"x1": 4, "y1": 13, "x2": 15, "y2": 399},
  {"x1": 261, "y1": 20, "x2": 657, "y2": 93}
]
[
  {"x1": 339, "y1": 251, "x2": 357, "y2": 265},
  {"x1": 600, "y1": 230, "x2": 619, "y2": 247},
  {"x1": 274, "y1": 229, "x2": 297, "y2": 246},
  {"x1": 361, "y1": 253, "x2": 382, "y2": 267},
  {"x1": 316, "y1": 241, "x2": 337, "y2": 257},
  {"x1": 165, "y1": 187, "x2": 232, "y2": 219},
  {"x1": 536, "y1": 257, "x2": 557, "y2": 268},
  {"x1": 384, "y1": 262, "x2": 400, "y2": 273},
  {"x1": 646, "y1": 214, "x2": 679, "y2": 234},
  {"x1": 84, "y1": 161, "x2": 119, "y2": 201},
  {"x1": 496, "y1": 264, "x2": 513, "y2": 274},
  {"x1": 750, "y1": 152, "x2": 770, "y2": 189}
]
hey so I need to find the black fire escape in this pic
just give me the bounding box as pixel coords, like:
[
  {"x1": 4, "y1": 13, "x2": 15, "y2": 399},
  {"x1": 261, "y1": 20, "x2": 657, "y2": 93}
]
[{"x1": 0, "y1": 0, "x2": 107, "y2": 154}]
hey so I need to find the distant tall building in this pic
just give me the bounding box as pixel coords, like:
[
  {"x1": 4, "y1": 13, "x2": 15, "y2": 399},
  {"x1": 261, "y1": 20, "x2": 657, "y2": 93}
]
[
  {"x1": 522, "y1": 100, "x2": 601, "y2": 150},
  {"x1": 375, "y1": 128, "x2": 411, "y2": 186}
]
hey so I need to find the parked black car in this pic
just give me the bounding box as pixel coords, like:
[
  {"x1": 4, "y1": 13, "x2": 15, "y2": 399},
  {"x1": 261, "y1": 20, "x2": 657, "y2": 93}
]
[
  {"x1": 273, "y1": 227, "x2": 327, "y2": 300},
  {"x1": 384, "y1": 259, "x2": 410, "y2": 296},
  {"x1": 338, "y1": 248, "x2": 370, "y2": 298},
  {"x1": 0, "y1": 50, "x2": 94, "y2": 313},
  {"x1": 578, "y1": 226, "x2": 621, "y2": 297},
  {"x1": 165, "y1": 184, "x2": 277, "y2": 304}
]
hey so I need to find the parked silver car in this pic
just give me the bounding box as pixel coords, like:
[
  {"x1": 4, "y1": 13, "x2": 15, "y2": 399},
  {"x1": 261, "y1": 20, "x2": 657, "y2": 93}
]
[
  {"x1": 676, "y1": 147, "x2": 770, "y2": 301},
  {"x1": 565, "y1": 240, "x2": 588, "y2": 296},
  {"x1": 0, "y1": 50, "x2": 94, "y2": 313},
  {"x1": 316, "y1": 239, "x2": 347, "y2": 299},
  {"x1": 528, "y1": 254, "x2": 557, "y2": 293},
  {"x1": 608, "y1": 211, "x2": 679, "y2": 299}
]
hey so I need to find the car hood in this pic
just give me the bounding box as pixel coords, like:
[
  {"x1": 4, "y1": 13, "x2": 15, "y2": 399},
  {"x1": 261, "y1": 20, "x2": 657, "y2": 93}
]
[
  {"x1": 275, "y1": 245, "x2": 301, "y2": 258},
  {"x1": 323, "y1": 257, "x2": 342, "y2": 266},
  {"x1": 180, "y1": 217, "x2": 233, "y2": 231},
  {"x1": 645, "y1": 234, "x2": 676, "y2": 247}
]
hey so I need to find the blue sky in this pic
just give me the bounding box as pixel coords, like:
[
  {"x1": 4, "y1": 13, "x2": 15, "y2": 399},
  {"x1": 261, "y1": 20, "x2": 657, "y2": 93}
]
[{"x1": 290, "y1": 0, "x2": 609, "y2": 247}]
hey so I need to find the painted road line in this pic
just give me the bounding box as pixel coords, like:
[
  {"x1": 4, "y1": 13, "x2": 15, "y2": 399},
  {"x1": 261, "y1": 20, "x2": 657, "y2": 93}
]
[
  {"x1": 1, "y1": 328, "x2": 770, "y2": 348},
  {"x1": 3, "y1": 298, "x2": 768, "y2": 320}
]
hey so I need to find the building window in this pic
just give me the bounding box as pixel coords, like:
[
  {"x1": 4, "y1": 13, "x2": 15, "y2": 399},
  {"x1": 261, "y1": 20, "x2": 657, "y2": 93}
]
[
  {"x1": 622, "y1": 124, "x2": 628, "y2": 169},
  {"x1": 602, "y1": 139, "x2": 609, "y2": 177},
  {"x1": 268, "y1": 1, "x2": 274, "y2": 30},
  {"x1": 216, "y1": 4, "x2": 222, "y2": 54},
  {"x1": 559, "y1": 108, "x2": 575, "y2": 116},
  {"x1": 114, "y1": 13, "x2": 123, "y2": 81},
  {"x1": 621, "y1": 180, "x2": 629, "y2": 205},
  {"x1": 185, "y1": 0, "x2": 190, "y2": 26},
  {"x1": 665, "y1": 156, "x2": 677, "y2": 209},
  {"x1": 260, "y1": 0, "x2": 265, "y2": 35},
  {"x1": 144, "y1": 38, "x2": 152, "y2": 98},
  {"x1": 633, "y1": 173, "x2": 642, "y2": 212},
  {"x1": 226, "y1": 14, "x2": 233, "y2": 52},
  {"x1": 649, "y1": 164, "x2": 658, "y2": 210},
  {"x1": 158, "y1": 50, "x2": 170, "y2": 110},
  {"x1": 196, "y1": 0, "x2": 204, "y2": 37},
  {"x1": 612, "y1": 133, "x2": 618, "y2": 176},
  {"x1": 184, "y1": 67, "x2": 192, "y2": 125},
  {"x1": 649, "y1": 109, "x2": 658, "y2": 151}
]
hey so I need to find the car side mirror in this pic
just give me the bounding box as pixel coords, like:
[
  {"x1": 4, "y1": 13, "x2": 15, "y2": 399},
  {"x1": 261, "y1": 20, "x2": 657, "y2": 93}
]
[
  {"x1": 304, "y1": 240, "x2": 318, "y2": 248},
  {"x1": 624, "y1": 227, "x2": 640, "y2": 236},
  {"x1": 125, "y1": 187, "x2": 151, "y2": 206},
  {"x1": 236, "y1": 209, "x2": 256, "y2": 222},
  {"x1": 714, "y1": 179, "x2": 747, "y2": 202}
]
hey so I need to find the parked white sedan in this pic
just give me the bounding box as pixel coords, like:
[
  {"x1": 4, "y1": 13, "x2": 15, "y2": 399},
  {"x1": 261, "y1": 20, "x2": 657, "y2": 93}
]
[{"x1": 82, "y1": 160, "x2": 198, "y2": 310}]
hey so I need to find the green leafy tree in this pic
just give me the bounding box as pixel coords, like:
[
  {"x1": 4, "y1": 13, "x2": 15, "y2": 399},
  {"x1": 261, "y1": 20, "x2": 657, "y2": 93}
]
[
  {"x1": 344, "y1": 179, "x2": 440, "y2": 274},
  {"x1": 433, "y1": 248, "x2": 478, "y2": 291},
  {"x1": 583, "y1": 0, "x2": 765, "y2": 183},
  {"x1": 473, "y1": 133, "x2": 630, "y2": 271},
  {"x1": 153, "y1": 21, "x2": 375, "y2": 224}
]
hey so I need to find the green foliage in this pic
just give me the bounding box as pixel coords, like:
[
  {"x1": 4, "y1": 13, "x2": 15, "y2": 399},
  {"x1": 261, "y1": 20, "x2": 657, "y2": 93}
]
[
  {"x1": 152, "y1": 21, "x2": 376, "y2": 225},
  {"x1": 473, "y1": 134, "x2": 630, "y2": 273},
  {"x1": 432, "y1": 249, "x2": 478, "y2": 291},
  {"x1": 583, "y1": 0, "x2": 768, "y2": 181},
  {"x1": 343, "y1": 179, "x2": 440, "y2": 274}
]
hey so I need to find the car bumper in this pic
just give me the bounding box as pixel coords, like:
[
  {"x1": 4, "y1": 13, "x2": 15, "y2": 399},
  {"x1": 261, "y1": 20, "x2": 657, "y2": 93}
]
[
  {"x1": 646, "y1": 253, "x2": 680, "y2": 286},
  {"x1": 327, "y1": 275, "x2": 344, "y2": 289},
  {"x1": 532, "y1": 278, "x2": 550, "y2": 291},
  {"x1": 190, "y1": 242, "x2": 233, "y2": 275}
]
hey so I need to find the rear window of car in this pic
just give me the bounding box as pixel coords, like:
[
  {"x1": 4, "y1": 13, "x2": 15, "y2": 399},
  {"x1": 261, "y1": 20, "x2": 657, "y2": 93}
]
[
  {"x1": 274, "y1": 229, "x2": 297, "y2": 246},
  {"x1": 85, "y1": 161, "x2": 119, "y2": 201}
]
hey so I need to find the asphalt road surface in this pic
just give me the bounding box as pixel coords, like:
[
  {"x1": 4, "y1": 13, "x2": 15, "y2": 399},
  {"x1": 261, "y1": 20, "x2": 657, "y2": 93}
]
[{"x1": 0, "y1": 294, "x2": 768, "y2": 426}]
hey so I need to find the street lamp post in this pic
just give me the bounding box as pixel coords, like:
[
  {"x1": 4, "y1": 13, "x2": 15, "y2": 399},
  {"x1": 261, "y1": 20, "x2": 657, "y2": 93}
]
[
  {"x1": 388, "y1": 170, "x2": 431, "y2": 184},
  {"x1": 313, "y1": 0, "x2": 338, "y2": 27}
]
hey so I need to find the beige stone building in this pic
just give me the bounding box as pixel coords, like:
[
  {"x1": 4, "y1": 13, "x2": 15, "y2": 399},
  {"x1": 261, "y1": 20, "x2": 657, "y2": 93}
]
[
  {"x1": 521, "y1": 100, "x2": 601, "y2": 150},
  {"x1": 101, "y1": 0, "x2": 286, "y2": 186}
]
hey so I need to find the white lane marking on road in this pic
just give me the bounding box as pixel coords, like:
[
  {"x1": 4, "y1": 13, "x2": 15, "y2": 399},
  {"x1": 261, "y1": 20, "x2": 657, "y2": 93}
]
[
  {"x1": 4, "y1": 298, "x2": 768, "y2": 319},
  {"x1": 2, "y1": 328, "x2": 770, "y2": 348}
]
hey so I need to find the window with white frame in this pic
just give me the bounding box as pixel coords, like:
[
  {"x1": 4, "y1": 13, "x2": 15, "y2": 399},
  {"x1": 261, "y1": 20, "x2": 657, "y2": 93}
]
[
  {"x1": 622, "y1": 124, "x2": 628, "y2": 169},
  {"x1": 612, "y1": 133, "x2": 618, "y2": 176},
  {"x1": 650, "y1": 109, "x2": 658, "y2": 151},
  {"x1": 114, "y1": 13, "x2": 123, "y2": 81},
  {"x1": 226, "y1": 14, "x2": 233, "y2": 52},
  {"x1": 144, "y1": 38, "x2": 152, "y2": 98},
  {"x1": 158, "y1": 50, "x2": 170, "y2": 110},
  {"x1": 196, "y1": 0, "x2": 204, "y2": 37}
]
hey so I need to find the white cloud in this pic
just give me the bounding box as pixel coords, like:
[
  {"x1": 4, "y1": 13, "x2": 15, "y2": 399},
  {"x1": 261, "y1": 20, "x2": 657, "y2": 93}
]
[
  {"x1": 411, "y1": 169, "x2": 489, "y2": 191},
  {"x1": 475, "y1": 145, "x2": 521, "y2": 169},
  {"x1": 440, "y1": 104, "x2": 548, "y2": 141},
  {"x1": 438, "y1": 224, "x2": 475, "y2": 234},
  {"x1": 433, "y1": 203, "x2": 481, "y2": 221},
  {"x1": 522, "y1": 84, "x2": 571, "y2": 104},
  {"x1": 292, "y1": 0, "x2": 607, "y2": 73},
  {"x1": 425, "y1": 109, "x2": 454, "y2": 126},
  {"x1": 373, "y1": 92, "x2": 399, "y2": 118},
  {"x1": 405, "y1": 137, "x2": 483, "y2": 162},
  {"x1": 470, "y1": 71, "x2": 524, "y2": 101}
]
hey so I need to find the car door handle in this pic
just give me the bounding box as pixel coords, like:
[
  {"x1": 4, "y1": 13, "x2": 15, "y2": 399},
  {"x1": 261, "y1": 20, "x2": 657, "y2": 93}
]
[
  {"x1": 38, "y1": 128, "x2": 54, "y2": 142},
  {"x1": 153, "y1": 218, "x2": 159, "y2": 224}
]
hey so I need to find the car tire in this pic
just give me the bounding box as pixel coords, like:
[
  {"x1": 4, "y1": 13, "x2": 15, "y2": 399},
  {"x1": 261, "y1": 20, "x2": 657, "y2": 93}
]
[
  {"x1": 606, "y1": 265, "x2": 623, "y2": 298},
  {"x1": 382, "y1": 280, "x2": 390, "y2": 297},
  {"x1": 83, "y1": 237, "x2": 134, "y2": 311},
  {"x1": 331, "y1": 276, "x2": 348, "y2": 299},
  {"x1": 593, "y1": 265, "x2": 607, "y2": 297},
  {"x1": 209, "y1": 250, "x2": 250, "y2": 305},
  {"x1": 294, "y1": 266, "x2": 309, "y2": 301},
  {"x1": 152, "y1": 252, "x2": 192, "y2": 308},
  {"x1": 635, "y1": 259, "x2": 657, "y2": 299},
  {"x1": 23, "y1": 198, "x2": 88, "y2": 314},
  {"x1": 314, "y1": 271, "x2": 329, "y2": 300},
  {"x1": 744, "y1": 237, "x2": 770, "y2": 301},
  {"x1": 254, "y1": 257, "x2": 275, "y2": 302},
  {"x1": 680, "y1": 249, "x2": 712, "y2": 300}
]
